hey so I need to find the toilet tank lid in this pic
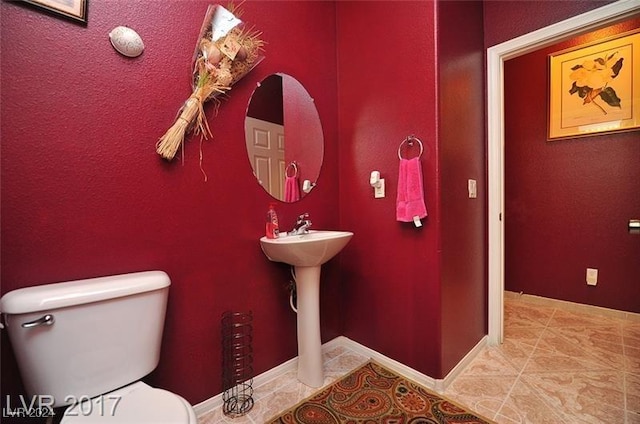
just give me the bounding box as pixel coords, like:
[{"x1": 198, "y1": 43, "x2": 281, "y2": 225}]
[{"x1": 0, "y1": 271, "x2": 170, "y2": 314}]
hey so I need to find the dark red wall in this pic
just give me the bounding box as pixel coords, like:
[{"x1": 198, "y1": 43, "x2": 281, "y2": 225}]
[
  {"x1": 437, "y1": 0, "x2": 487, "y2": 376},
  {"x1": 337, "y1": 0, "x2": 442, "y2": 377},
  {"x1": 503, "y1": 17, "x2": 640, "y2": 313},
  {"x1": 1, "y1": 0, "x2": 339, "y2": 407},
  {"x1": 483, "y1": 0, "x2": 615, "y2": 47},
  {"x1": 336, "y1": 0, "x2": 486, "y2": 379},
  {"x1": 246, "y1": 74, "x2": 284, "y2": 125}
]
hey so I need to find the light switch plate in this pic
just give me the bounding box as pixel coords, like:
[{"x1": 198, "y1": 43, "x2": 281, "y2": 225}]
[
  {"x1": 468, "y1": 179, "x2": 477, "y2": 198},
  {"x1": 374, "y1": 179, "x2": 385, "y2": 198}
]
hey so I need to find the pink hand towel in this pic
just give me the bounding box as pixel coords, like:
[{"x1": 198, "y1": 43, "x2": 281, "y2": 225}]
[
  {"x1": 284, "y1": 175, "x2": 300, "y2": 202},
  {"x1": 396, "y1": 157, "x2": 427, "y2": 222}
]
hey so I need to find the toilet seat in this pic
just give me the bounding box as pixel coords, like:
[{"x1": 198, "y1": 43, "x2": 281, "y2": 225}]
[{"x1": 60, "y1": 382, "x2": 196, "y2": 423}]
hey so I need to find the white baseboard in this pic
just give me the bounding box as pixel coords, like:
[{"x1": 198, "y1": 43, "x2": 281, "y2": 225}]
[
  {"x1": 438, "y1": 335, "x2": 488, "y2": 392},
  {"x1": 333, "y1": 335, "x2": 487, "y2": 393},
  {"x1": 193, "y1": 335, "x2": 487, "y2": 417},
  {"x1": 505, "y1": 290, "x2": 640, "y2": 322},
  {"x1": 332, "y1": 336, "x2": 438, "y2": 388},
  {"x1": 192, "y1": 383, "x2": 221, "y2": 416}
]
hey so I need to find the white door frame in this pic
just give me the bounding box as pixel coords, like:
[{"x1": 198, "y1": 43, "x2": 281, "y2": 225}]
[{"x1": 486, "y1": 0, "x2": 640, "y2": 345}]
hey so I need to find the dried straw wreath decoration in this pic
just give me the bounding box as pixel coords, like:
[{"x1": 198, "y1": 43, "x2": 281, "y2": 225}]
[{"x1": 156, "y1": 3, "x2": 264, "y2": 166}]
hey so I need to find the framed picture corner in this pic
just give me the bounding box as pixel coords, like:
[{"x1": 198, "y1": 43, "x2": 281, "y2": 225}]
[
  {"x1": 547, "y1": 28, "x2": 640, "y2": 141},
  {"x1": 22, "y1": 0, "x2": 88, "y2": 24}
]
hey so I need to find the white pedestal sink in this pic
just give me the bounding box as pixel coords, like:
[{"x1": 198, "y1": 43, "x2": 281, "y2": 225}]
[{"x1": 260, "y1": 230, "x2": 353, "y2": 387}]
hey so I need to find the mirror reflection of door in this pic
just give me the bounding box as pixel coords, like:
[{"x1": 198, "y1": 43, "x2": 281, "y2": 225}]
[
  {"x1": 245, "y1": 74, "x2": 285, "y2": 200},
  {"x1": 244, "y1": 117, "x2": 285, "y2": 200}
]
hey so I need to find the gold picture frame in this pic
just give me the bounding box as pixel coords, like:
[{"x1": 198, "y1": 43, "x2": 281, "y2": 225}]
[
  {"x1": 23, "y1": 0, "x2": 87, "y2": 23},
  {"x1": 548, "y1": 29, "x2": 640, "y2": 140}
]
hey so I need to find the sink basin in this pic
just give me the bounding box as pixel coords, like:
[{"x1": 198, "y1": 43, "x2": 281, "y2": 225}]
[
  {"x1": 260, "y1": 230, "x2": 353, "y2": 267},
  {"x1": 260, "y1": 229, "x2": 353, "y2": 388}
]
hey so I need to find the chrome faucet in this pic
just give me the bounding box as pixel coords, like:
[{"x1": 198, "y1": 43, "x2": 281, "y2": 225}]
[{"x1": 291, "y1": 213, "x2": 312, "y2": 235}]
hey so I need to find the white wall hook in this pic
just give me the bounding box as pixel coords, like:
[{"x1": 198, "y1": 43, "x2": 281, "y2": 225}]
[
  {"x1": 370, "y1": 171, "x2": 381, "y2": 188},
  {"x1": 370, "y1": 171, "x2": 385, "y2": 198}
]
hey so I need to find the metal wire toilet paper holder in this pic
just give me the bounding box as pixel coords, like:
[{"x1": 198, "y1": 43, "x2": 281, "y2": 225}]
[{"x1": 221, "y1": 311, "x2": 254, "y2": 417}]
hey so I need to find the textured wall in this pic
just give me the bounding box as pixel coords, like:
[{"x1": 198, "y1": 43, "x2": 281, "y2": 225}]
[
  {"x1": 1, "y1": 0, "x2": 339, "y2": 407},
  {"x1": 483, "y1": 0, "x2": 615, "y2": 47},
  {"x1": 336, "y1": 0, "x2": 442, "y2": 377},
  {"x1": 336, "y1": 0, "x2": 484, "y2": 380},
  {"x1": 336, "y1": 0, "x2": 486, "y2": 379},
  {"x1": 437, "y1": 0, "x2": 487, "y2": 376}
]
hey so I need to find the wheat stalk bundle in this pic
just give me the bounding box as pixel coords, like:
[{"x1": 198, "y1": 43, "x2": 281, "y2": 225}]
[{"x1": 156, "y1": 4, "x2": 264, "y2": 161}]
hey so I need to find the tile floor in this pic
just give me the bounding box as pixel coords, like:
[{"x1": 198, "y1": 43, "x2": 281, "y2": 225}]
[
  {"x1": 198, "y1": 292, "x2": 640, "y2": 423},
  {"x1": 444, "y1": 292, "x2": 640, "y2": 424},
  {"x1": 198, "y1": 346, "x2": 370, "y2": 423}
]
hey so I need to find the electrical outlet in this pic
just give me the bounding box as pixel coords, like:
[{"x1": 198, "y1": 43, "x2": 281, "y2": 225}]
[{"x1": 586, "y1": 268, "x2": 598, "y2": 286}]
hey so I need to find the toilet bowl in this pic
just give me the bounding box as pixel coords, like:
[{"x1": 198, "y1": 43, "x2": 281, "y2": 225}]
[
  {"x1": 60, "y1": 382, "x2": 196, "y2": 423},
  {"x1": 0, "y1": 271, "x2": 197, "y2": 424}
]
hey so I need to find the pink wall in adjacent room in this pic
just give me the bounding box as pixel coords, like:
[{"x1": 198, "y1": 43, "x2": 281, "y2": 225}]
[
  {"x1": 503, "y1": 17, "x2": 640, "y2": 313},
  {"x1": 1, "y1": 0, "x2": 339, "y2": 409}
]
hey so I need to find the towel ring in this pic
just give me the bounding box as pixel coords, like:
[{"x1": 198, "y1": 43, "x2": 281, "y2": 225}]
[
  {"x1": 285, "y1": 161, "x2": 298, "y2": 178},
  {"x1": 398, "y1": 135, "x2": 424, "y2": 160}
]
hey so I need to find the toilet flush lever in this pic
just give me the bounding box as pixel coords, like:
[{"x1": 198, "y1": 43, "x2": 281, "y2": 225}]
[{"x1": 22, "y1": 314, "x2": 55, "y2": 329}]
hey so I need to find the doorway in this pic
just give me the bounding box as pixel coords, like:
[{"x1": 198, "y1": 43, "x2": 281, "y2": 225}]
[{"x1": 486, "y1": 1, "x2": 639, "y2": 345}]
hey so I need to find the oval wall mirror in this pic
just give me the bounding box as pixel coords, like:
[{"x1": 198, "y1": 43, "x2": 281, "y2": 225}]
[{"x1": 244, "y1": 73, "x2": 324, "y2": 202}]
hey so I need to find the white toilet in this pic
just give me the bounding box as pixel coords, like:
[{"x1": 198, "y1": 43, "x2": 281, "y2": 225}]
[{"x1": 0, "y1": 271, "x2": 197, "y2": 423}]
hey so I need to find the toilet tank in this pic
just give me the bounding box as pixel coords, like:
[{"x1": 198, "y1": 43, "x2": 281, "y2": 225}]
[{"x1": 0, "y1": 271, "x2": 170, "y2": 407}]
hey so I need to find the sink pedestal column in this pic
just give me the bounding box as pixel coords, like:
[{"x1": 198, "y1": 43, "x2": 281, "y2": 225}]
[{"x1": 294, "y1": 266, "x2": 324, "y2": 388}]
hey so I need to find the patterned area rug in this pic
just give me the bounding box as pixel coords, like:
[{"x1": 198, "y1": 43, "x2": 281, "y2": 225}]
[{"x1": 268, "y1": 361, "x2": 494, "y2": 423}]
